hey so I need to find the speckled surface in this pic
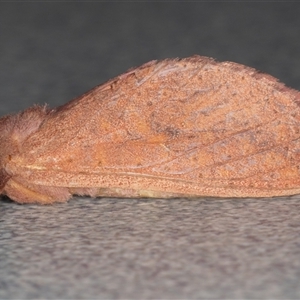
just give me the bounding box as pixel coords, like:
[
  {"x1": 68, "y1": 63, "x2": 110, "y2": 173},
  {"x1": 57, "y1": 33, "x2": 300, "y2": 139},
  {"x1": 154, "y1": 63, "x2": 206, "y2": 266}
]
[
  {"x1": 1, "y1": 196, "x2": 300, "y2": 299},
  {"x1": 1, "y1": 3, "x2": 300, "y2": 299}
]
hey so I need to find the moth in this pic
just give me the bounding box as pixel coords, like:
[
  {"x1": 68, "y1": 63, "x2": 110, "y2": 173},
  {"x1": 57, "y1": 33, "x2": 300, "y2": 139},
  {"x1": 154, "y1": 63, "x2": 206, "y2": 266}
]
[{"x1": 1, "y1": 55, "x2": 300, "y2": 204}]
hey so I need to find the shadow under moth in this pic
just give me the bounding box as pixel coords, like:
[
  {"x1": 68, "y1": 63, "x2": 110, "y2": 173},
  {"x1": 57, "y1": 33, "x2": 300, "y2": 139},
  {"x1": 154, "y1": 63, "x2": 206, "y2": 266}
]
[{"x1": 1, "y1": 55, "x2": 300, "y2": 204}]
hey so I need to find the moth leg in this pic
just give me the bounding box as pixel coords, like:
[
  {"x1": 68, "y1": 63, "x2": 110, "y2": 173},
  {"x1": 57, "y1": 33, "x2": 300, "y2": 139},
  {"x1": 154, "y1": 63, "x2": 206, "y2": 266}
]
[{"x1": 4, "y1": 178, "x2": 71, "y2": 204}]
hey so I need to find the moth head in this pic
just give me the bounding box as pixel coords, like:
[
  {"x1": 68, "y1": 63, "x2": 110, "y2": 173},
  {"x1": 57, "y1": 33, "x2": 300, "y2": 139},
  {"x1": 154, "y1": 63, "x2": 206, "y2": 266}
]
[
  {"x1": 0, "y1": 114, "x2": 18, "y2": 194},
  {"x1": 0, "y1": 106, "x2": 49, "y2": 193}
]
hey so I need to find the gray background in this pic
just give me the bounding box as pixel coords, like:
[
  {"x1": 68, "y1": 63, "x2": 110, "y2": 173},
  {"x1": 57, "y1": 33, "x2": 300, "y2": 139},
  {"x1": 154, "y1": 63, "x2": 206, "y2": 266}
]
[{"x1": 1, "y1": 2, "x2": 300, "y2": 299}]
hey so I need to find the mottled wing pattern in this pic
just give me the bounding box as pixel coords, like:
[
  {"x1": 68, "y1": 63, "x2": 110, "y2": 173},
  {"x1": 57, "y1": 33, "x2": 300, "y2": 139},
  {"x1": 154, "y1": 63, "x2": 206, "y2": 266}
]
[{"x1": 12, "y1": 56, "x2": 300, "y2": 194}]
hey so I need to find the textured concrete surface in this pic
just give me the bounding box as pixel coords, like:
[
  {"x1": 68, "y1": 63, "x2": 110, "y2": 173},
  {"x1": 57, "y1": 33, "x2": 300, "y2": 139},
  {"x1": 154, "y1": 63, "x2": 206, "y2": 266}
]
[
  {"x1": 1, "y1": 196, "x2": 300, "y2": 299},
  {"x1": 1, "y1": 3, "x2": 300, "y2": 299}
]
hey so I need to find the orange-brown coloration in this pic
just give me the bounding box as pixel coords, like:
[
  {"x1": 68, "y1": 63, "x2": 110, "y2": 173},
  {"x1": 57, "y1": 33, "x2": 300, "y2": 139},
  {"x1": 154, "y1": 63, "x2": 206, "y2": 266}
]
[{"x1": 1, "y1": 55, "x2": 300, "y2": 204}]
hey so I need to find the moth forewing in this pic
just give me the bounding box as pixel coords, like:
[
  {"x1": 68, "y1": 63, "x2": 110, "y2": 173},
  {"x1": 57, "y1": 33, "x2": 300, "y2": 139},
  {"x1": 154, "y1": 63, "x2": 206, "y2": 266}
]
[{"x1": 2, "y1": 55, "x2": 300, "y2": 203}]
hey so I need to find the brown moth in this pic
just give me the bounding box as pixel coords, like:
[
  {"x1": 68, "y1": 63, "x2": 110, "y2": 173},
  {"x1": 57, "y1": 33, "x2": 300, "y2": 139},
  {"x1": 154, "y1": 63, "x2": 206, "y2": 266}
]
[{"x1": 1, "y1": 55, "x2": 300, "y2": 204}]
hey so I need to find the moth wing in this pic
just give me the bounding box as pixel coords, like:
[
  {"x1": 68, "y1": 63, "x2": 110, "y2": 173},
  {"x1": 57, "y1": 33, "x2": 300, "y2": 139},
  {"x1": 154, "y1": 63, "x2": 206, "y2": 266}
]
[{"x1": 10, "y1": 56, "x2": 300, "y2": 197}]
